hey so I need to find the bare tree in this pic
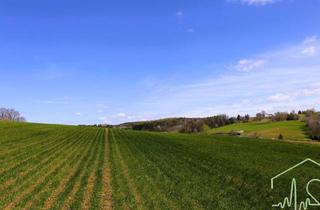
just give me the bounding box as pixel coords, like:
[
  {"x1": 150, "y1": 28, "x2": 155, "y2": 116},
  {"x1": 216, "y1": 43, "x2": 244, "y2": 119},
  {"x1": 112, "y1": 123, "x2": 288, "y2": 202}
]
[
  {"x1": 272, "y1": 112, "x2": 288, "y2": 121},
  {"x1": 305, "y1": 112, "x2": 320, "y2": 140},
  {"x1": 255, "y1": 111, "x2": 266, "y2": 121},
  {"x1": 0, "y1": 108, "x2": 26, "y2": 122}
]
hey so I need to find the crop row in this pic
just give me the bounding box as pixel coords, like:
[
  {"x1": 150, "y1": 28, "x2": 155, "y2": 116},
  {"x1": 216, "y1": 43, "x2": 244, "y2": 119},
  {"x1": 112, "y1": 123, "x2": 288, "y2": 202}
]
[
  {"x1": 0, "y1": 123, "x2": 110, "y2": 210},
  {"x1": 108, "y1": 128, "x2": 320, "y2": 210},
  {"x1": 2, "y1": 122, "x2": 320, "y2": 209}
]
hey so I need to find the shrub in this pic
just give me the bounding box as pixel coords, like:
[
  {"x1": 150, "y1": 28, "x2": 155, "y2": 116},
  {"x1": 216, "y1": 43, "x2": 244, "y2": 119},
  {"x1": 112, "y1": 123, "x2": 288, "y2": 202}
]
[
  {"x1": 305, "y1": 112, "x2": 320, "y2": 140},
  {"x1": 278, "y1": 134, "x2": 284, "y2": 140}
]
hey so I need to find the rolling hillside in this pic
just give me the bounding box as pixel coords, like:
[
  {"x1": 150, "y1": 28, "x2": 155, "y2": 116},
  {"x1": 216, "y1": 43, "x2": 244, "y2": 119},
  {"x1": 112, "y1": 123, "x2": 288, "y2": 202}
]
[
  {"x1": 0, "y1": 121, "x2": 112, "y2": 210},
  {"x1": 108, "y1": 129, "x2": 320, "y2": 209},
  {"x1": 1, "y1": 121, "x2": 320, "y2": 209},
  {"x1": 208, "y1": 120, "x2": 310, "y2": 141}
]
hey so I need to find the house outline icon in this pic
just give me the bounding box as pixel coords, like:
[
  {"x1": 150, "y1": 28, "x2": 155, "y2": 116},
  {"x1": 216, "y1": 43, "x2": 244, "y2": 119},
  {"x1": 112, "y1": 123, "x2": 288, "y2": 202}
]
[{"x1": 271, "y1": 158, "x2": 320, "y2": 189}]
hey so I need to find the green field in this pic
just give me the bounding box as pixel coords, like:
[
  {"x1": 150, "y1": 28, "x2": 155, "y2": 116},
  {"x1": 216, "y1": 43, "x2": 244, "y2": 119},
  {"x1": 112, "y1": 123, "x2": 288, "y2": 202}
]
[
  {"x1": 208, "y1": 120, "x2": 310, "y2": 141},
  {"x1": 0, "y1": 121, "x2": 112, "y2": 210},
  {"x1": 109, "y1": 129, "x2": 320, "y2": 209},
  {"x1": 1, "y1": 121, "x2": 320, "y2": 209}
]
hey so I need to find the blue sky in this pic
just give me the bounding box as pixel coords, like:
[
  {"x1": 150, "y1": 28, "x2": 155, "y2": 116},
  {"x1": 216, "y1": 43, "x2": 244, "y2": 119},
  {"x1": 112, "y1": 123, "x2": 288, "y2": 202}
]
[{"x1": 1, "y1": 0, "x2": 320, "y2": 124}]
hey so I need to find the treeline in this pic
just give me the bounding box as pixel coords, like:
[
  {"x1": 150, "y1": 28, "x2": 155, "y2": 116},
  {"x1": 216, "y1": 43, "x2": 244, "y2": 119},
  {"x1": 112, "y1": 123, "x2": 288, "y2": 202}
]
[
  {"x1": 123, "y1": 114, "x2": 250, "y2": 133},
  {"x1": 119, "y1": 110, "x2": 307, "y2": 133},
  {"x1": 254, "y1": 110, "x2": 299, "y2": 121},
  {"x1": 0, "y1": 107, "x2": 26, "y2": 122},
  {"x1": 304, "y1": 109, "x2": 320, "y2": 140},
  {"x1": 255, "y1": 109, "x2": 320, "y2": 140}
]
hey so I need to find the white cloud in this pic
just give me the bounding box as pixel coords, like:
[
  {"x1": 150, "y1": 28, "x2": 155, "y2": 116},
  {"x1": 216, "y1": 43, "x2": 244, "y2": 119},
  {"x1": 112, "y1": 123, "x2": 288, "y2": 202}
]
[
  {"x1": 268, "y1": 93, "x2": 293, "y2": 102},
  {"x1": 75, "y1": 112, "x2": 82, "y2": 116},
  {"x1": 35, "y1": 100, "x2": 69, "y2": 105},
  {"x1": 233, "y1": 59, "x2": 266, "y2": 72},
  {"x1": 96, "y1": 103, "x2": 108, "y2": 109},
  {"x1": 102, "y1": 36, "x2": 320, "y2": 124},
  {"x1": 229, "y1": 0, "x2": 277, "y2": 6},
  {"x1": 99, "y1": 112, "x2": 140, "y2": 124},
  {"x1": 303, "y1": 36, "x2": 317, "y2": 45},
  {"x1": 116, "y1": 112, "x2": 127, "y2": 117},
  {"x1": 132, "y1": 35, "x2": 320, "y2": 119},
  {"x1": 301, "y1": 87, "x2": 320, "y2": 96},
  {"x1": 302, "y1": 46, "x2": 317, "y2": 56},
  {"x1": 99, "y1": 116, "x2": 110, "y2": 124},
  {"x1": 301, "y1": 36, "x2": 318, "y2": 56}
]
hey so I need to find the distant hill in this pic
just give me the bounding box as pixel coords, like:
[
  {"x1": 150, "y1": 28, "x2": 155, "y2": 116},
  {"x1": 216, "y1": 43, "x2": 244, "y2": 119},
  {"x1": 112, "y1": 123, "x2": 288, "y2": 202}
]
[
  {"x1": 117, "y1": 115, "x2": 240, "y2": 133},
  {"x1": 114, "y1": 110, "x2": 320, "y2": 141},
  {"x1": 208, "y1": 120, "x2": 310, "y2": 141},
  {"x1": 118, "y1": 117, "x2": 198, "y2": 132}
]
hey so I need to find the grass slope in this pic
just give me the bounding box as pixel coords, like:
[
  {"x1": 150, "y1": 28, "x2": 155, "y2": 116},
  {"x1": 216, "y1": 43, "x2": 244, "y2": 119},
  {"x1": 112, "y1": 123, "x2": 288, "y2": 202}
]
[
  {"x1": 109, "y1": 128, "x2": 320, "y2": 210},
  {"x1": 0, "y1": 121, "x2": 109, "y2": 210},
  {"x1": 207, "y1": 120, "x2": 309, "y2": 141},
  {"x1": 1, "y1": 121, "x2": 320, "y2": 209}
]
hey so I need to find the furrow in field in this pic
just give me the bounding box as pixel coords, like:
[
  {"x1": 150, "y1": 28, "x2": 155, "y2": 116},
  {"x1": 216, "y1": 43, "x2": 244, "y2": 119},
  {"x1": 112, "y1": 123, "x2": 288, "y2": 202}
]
[
  {"x1": 110, "y1": 129, "x2": 145, "y2": 210},
  {"x1": 0, "y1": 129, "x2": 93, "y2": 208},
  {"x1": 109, "y1": 131, "x2": 131, "y2": 210},
  {"x1": 0, "y1": 124, "x2": 50, "y2": 141},
  {"x1": 117, "y1": 130, "x2": 206, "y2": 210},
  {"x1": 87, "y1": 128, "x2": 112, "y2": 210},
  {"x1": 0, "y1": 136, "x2": 77, "y2": 194},
  {"x1": 0, "y1": 124, "x2": 60, "y2": 147},
  {"x1": 47, "y1": 129, "x2": 101, "y2": 210},
  {"x1": 68, "y1": 130, "x2": 104, "y2": 210},
  {"x1": 114, "y1": 129, "x2": 180, "y2": 210},
  {"x1": 0, "y1": 129, "x2": 88, "y2": 194},
  {"x1": 0, "y1": 127, "x2": 77, "y2": 162},
  {"x1": 21, "y1": 130, "x2": 93, "y2": 210},
  {"x1": 80, "y1": 131, "x2": 104, "y2": 210},
  {"x1": 1, "y1": 129, "x2": 91, "y2": 210},
  {"x1": 144, "y1": 132, "x2": 227, "y2": 209},
  {"x1": 0, "y1": 124, "x2": 60, "y2": 146},
  {"x1": 140, "y1": 133, "x2": 209, "y2": 210},
  {"x1": 99, "y1": 128, "x2": 113, "y2": 210},
  {"x1": 0, "y1": 128, "x2": 82, "y2": 175},
  {"x1": 18, "y1": 129, "x2": 97, "y2": 209},
  {"x1": 81, "y1": 168, "x2": 97, "y2": 209},
  {"x1": 0, "y1": 128, "x2": 82, "y2": 162},
  {"x1": 41, "y1": 129, "x2": 99, "y2": 210}
]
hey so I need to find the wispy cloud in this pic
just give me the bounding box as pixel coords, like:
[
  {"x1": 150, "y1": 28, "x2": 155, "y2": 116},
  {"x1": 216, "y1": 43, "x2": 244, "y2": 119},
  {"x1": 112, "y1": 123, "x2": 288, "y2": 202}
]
[
  {"x1": 233, "y1": 58, "x2": 266, "y2": 72},
  {"x1": 96, "y1": 103, "x2": 109, "y2": 109},
  {"x1": 301, "y1": 36, "x2": 318, "y2": 56},
  {"x1": 229, "y1": 0, "x2": 278, "y2": 6},
  {"x1": 35, "y1": 100, "x2": 70, "y2": 105},
  {"x1": 303, "y1": 36, "x2": 317, "y2": 45},
  {"x1": 95, "y1": 36, "x2": 320, "y2": 124},
  {"x1": 268, "y1": 93, "x2": 293, "y2": 102},
  {"x1": 99, "y1": 112, "x2": 138, "y2": 124},
  {"x1": 132, "y1": 36, "x2": 320, "y2": 118},
  {"x1": 75, "y1": 112, "x2": 82, "y2": 116},
  {"x1": 302, "y1": 46, "x2": 317, "y2": 56}
]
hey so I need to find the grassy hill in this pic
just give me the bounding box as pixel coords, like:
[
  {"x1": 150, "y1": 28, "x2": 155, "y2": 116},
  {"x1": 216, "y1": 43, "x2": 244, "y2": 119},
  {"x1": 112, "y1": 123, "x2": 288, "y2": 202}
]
[
  {"x1": 208, "y1": 120, "x2": 310, "y2": 141},
  {"x1": 1, "y1": 121, "x2": 320, "y2": 209},
  {"x1": 109, "y1": 129, "x2": 320, "y2": 209}
]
